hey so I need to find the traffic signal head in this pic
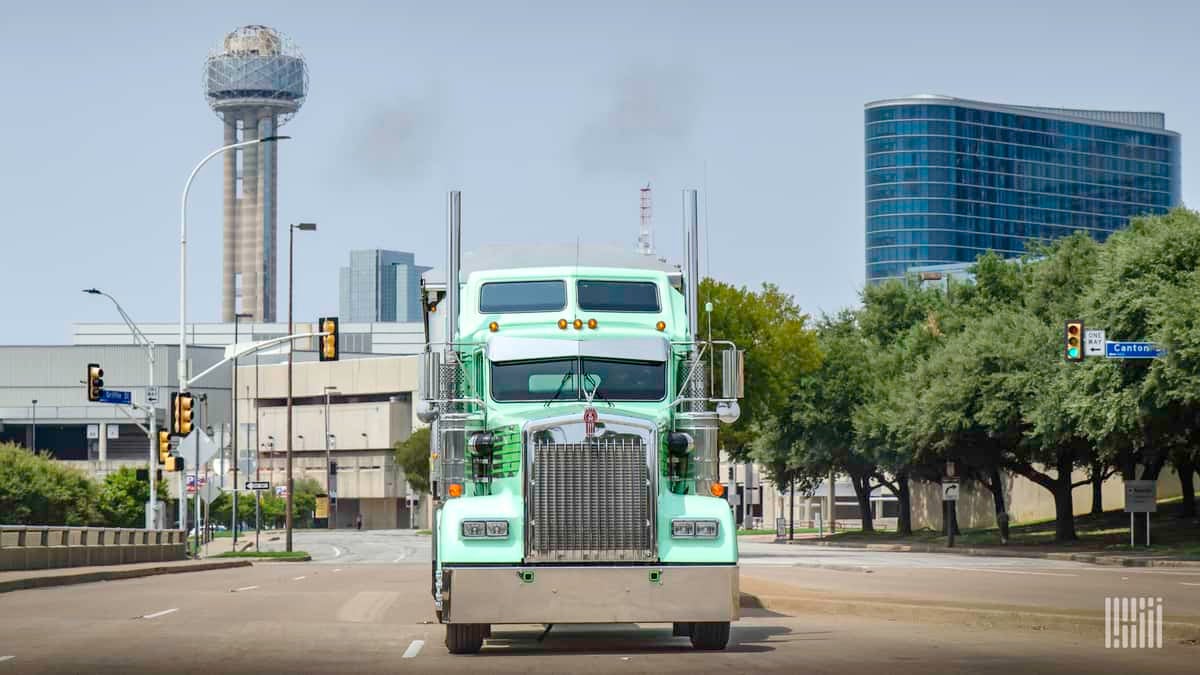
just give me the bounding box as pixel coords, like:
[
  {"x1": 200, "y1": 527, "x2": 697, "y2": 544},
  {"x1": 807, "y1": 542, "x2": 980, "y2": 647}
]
[
  {"x1": 319, "y1": 317, "x2": 339, "y2": 362},
  {"x1": 166, "y1": 455, "x2": 184, "y2": 472},
  {"x1": 158, "y1": 430, "x2": 170, "y2": 464},
  {"x1": 171, "y1": 392, "x2": 194, "y2": 436},
  {"x1": 1065, "y1": 320, "x2": 1084, "y2": 361},
  {"x1": 86, "y1": 363, "x2": 104, "y2": 401}
]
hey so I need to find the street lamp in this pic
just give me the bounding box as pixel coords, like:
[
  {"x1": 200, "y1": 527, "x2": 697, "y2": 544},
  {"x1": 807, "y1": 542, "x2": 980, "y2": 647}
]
[
  {"x1": 285, "y1": 222, "x2": 317, "y2": 553},
  {"x1": 30, "y1": 400, "x2": 37, "y2": 452},
  {"x1": 83, "y1": 288, "x2": 160, "y2": 529},
  {"x1": 323, "y1": 386, "x2": 338, "y2": 529},
  {"x1": 232, "y1": 312, "x2": 252, "y2": 546}
]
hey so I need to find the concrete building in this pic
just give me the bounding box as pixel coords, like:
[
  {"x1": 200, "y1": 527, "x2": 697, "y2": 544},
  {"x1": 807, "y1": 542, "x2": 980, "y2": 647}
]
[
  {"x1": 73, "y1": 321, "x2": 425, "y2": 356},
  {"x1": 204, "y1": 25, "x2": 309, "y2": 323},
  {"x1": 0, "y1": 345, "x2": 230, "y2": 479},
  {"x1": 236, "y1": 355, "x2": 426, "y2": 529},
  {"x1": 339, "y1": 250, "x2": 430, "y2": 323}
]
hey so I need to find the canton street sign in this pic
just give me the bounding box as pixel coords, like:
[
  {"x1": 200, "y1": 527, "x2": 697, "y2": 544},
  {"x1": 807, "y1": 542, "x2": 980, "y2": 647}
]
[
  {"x1": 98, "y1": 389, "x2": 132, "y2": 405},
  {"x1": 245, "y1": 481, "x2": 270, "y2": 491},
  {"x1": 1084, "y1": 330, "x2": 1106, "y2": 357},
  {"x1": 1105, "y1": 342, "x2": 1165, "y2": 359}
]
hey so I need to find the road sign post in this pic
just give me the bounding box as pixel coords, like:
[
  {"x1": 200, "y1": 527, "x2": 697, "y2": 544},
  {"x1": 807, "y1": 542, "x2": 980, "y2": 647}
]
[
  {"x1": 942, "y1": 479, "x2": 959, "y2": 548},
  {"x1": 1124, "y1": 480, "x2": 1157, "y2": 549}
]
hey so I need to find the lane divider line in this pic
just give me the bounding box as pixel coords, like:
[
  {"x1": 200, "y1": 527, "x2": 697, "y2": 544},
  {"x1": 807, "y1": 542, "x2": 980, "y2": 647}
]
[
  {"x1": 402, "y1": 640, "x2": 424, "y2": 659},
  {"x1": 940, "y1": 567, "x2": 1078, "y2": 578},
  {"x1": 333, "y1": 568, "x2": 342, "y2": 573},
  {"x1": 141, "y1": 608, "x2": 179, "y2": 620},
  {"x1": 1181, "y1": 582, "x2": 1200, "y2": 587},
  {"x1": 0, "y1": 655, "x2": 14, "y2": 663},
  {"x1": 332, "y1": 545, "x2": 343, "y2": 558},
  {"x1": 293, "y1": 576, "x2": 307, "y2": 581},
  {"x1": 232, "y1": 585, "x2": 260, "y2": 593}
]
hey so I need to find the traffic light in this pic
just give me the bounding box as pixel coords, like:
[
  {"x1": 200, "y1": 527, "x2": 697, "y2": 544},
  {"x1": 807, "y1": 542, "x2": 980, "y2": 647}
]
[
  {"x1": 166, "y1": 455, "x2": 184, "y2": 472},
  {"x1": 158, "y1": 429, "x2": 170, "y2": 465},
  {"x1": 86, "y1": 363, "x2": 104, "y2": 402},
  {"x1": 319, "y1": 316, "x2": 339, "y2": 362},
  {"x1": 170, "y1": 392, "x2": 194, "y2": 437},
  {"x1": 1065, "y1": 320, "x2": 1084, "y2": 362}
]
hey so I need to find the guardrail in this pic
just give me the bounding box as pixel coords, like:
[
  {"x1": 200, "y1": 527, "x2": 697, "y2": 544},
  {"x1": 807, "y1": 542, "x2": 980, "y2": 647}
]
[{"x1": 0, "y1": 526, "x2": 187, "y2": 571}]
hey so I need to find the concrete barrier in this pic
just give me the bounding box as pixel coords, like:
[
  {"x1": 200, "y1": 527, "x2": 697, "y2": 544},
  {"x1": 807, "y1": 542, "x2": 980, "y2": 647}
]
[{"x1": 0, "y1": 525, "x2": 187, "y2": 571}]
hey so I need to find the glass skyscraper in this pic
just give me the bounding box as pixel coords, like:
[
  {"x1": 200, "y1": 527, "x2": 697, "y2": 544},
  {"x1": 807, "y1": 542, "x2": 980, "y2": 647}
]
[
  {"x1": 339, "y1": 250, "x2": 431, "y2": 323},
  {"x1": 865, "y1": 95, "x2": 1181, "y2": 283}
]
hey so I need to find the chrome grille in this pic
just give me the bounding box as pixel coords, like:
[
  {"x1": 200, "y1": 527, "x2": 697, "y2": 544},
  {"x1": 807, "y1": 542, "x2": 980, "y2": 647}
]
[{"x1": 529, "y1": 437, "x2": 652, "y2": 562}]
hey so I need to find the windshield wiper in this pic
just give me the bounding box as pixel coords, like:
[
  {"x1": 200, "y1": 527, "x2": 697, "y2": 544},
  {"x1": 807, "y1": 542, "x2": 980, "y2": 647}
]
[{"x1": 544, "y1": 370, "x2": 576, "y2": 407}]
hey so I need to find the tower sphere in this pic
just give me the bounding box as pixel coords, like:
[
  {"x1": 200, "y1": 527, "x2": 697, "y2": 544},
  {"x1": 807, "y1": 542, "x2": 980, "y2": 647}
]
[{"x1": 203, "y1": 25, "x2": 308, "y2": 126}]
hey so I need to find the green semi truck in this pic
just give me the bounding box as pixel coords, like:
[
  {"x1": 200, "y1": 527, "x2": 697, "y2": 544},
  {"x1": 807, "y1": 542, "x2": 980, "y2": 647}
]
[{"x1": 419, "y1": 191, "x2": 744, "y2": 654}]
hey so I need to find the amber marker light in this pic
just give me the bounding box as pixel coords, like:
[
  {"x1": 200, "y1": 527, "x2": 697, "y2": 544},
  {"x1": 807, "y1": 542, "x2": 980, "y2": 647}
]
[
  {"x1": 489, "y1": 321, "x2": 499, "y2": 332},
  {"x1": 587, "y1": 318, "x2": 598, "y2": 329},
  {"x1": 448, "y1": 483, "x2": 463, "y2": 497},
  {"x1": 573, "y1": 319, "x2": 583, "y2": 330},
  {"x1": 656, "y1": 321, "x2": 667, "y2": 331},
  {"x1": 558, "y1": 319, "x2": 568, "y2": 329},
  {"x1": 709, "y1": 483, "x2": 725, "y2": 497}
]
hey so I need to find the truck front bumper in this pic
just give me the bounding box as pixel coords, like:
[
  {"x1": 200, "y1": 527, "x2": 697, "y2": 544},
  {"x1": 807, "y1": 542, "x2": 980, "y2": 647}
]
[{"x1": 441, "y1": 564, "x2": 739, "y2": 624}]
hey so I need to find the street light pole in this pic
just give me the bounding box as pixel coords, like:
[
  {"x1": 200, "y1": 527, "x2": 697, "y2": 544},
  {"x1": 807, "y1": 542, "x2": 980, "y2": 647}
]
[
  {"x1": 83, "y1": 288, "x2": 159, "y2": 528},
  {"x1": 30, "y1": 400, "x2": 37, "y2": 452},
  {"x1": 324, "y1": 386, "x2": 338, "y2": 529},
  {"x1": 232, "y1": 312, "x2": 252, "y2": 547},
  {"x1": 286, "y1": 222, "x2": 317, "y2": 552}
]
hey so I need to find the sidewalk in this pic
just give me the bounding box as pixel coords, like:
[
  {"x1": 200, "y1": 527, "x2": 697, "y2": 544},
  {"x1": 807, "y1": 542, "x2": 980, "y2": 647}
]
[
  {"x1": 0, "y1": 558, "x2": 251, "y2": 593},
  {"x1": 779, "y1": 538, "x2": 1200, "y2": 568}
]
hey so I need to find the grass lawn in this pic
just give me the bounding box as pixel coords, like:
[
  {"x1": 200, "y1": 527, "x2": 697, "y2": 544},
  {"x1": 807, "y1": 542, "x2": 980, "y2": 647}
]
[
  {"x1": 212, "y1": 550, "x2": 311, "y2": 560},
  {"x1": 415, "y1": 529, "x2": 432, "y2": 535},
  {"x1": 823, "y1": 497, "x2": 1199, "y2": 558},
  {"x1": 738, "y1": 528, "x2": 819, "y2": 535}
]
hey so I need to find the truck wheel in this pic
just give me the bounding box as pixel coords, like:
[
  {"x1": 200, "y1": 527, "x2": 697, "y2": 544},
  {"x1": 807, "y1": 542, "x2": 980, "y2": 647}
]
[
  {"x1": 445, "y1": 623, "x2": 487, "y2": 654},
  {"x1": 689, "y1": 621, "x2": 730, "y2": 650}
]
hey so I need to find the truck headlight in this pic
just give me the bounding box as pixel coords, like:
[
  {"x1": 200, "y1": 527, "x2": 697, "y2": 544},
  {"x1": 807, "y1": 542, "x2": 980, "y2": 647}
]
[
  {"x1": 671, "y1": 518, "x2": 719, "y2": 538},
  {"x1": 461, "y1": 520, "x2": 509, "y2": 539}
]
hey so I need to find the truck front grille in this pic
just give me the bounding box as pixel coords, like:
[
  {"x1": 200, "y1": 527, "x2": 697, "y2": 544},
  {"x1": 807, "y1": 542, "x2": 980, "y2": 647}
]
[{"x1": 529, "y1": 437, "x2": 653, "y2": 562}]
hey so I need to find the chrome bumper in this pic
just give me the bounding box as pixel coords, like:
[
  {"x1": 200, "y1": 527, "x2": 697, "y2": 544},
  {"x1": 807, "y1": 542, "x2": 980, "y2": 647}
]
[{"x1": 441, "y1": 564, "x2": 739, "y2": 624}]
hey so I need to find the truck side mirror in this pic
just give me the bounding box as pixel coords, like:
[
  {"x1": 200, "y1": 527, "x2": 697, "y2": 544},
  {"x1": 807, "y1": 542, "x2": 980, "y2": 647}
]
[
  {"x1": 420, "y1": 351, "x2": 442, "y2": 401},
  {"x1": 721, "y1": 349, "x2": 744, "y2": 399}
]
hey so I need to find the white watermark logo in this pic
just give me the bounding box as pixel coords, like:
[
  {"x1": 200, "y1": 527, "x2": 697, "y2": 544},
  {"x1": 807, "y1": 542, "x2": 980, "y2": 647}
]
[{"x1": 1105, "y1": 597, "x2": 1163, "y2": 648}]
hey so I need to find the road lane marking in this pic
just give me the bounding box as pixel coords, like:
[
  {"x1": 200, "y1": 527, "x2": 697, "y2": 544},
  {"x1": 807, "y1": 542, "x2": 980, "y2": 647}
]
[
  {"x1": 393, "y1": 556, "x2": 405, "y2": 563},
  {"x1": 232, "y1": 585, "x2": 260, "y2": 593},
  {"x1": 333, "y1": 568, "x2": 342, "y2": 573},
  {"x1": 293, "y1": 576, "x2": 307, "y2": 581},
  {"x1": 940, "y1": 567, "x2": 1078, "y2": 577},
  {"x1": 332, "y1": 545, "x2": 343, "y2": 558},
  {"x1": 141, "y1": 608, "x2": 179, "y2": 619},
  {"x1": 1182, "y1": 582, "x2": 1200, "y2": 587},
  {"x1": 0, "y1": 656, "x2": 14, "y2": 663},
  {"x1": 402, "y1": 640, "x2": 424, "y2": 659}
]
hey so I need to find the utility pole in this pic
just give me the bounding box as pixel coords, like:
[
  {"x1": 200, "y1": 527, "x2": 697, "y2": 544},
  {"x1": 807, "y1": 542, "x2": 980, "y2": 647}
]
[
  {"x1": 286, "y1": 222, "x2": 317, "y2": 553},
  {"x1": 324, "y1": 386, "x2": 338, "y2": 529}
]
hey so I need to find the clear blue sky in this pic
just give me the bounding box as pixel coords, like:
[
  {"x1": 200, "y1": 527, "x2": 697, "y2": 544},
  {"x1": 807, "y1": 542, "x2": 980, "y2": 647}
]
[{"x1": 2, "y1": 1, "x2": 1194, "y2": 343}]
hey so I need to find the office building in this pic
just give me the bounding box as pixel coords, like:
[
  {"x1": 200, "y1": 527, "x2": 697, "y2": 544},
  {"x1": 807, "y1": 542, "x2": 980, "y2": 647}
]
[
  {"x1": 339, "y1": 250, "x2": 430, "y2": 323},
  {"x1": 865, "y1": 95, "x2": 1181, "y2": 282}
]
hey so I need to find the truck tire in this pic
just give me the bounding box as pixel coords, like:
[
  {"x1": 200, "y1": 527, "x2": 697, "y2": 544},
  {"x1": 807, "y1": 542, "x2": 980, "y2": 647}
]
[
  {"x1": 445, "y1": 623, "x2": 487, "y2": 654},
  {"x1": 689, "y1": 621, "x2": 730, "y2": 650}
]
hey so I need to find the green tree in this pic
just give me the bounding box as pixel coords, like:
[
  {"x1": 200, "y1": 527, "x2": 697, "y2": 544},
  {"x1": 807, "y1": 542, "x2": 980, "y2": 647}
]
[
  {"x1": 0, "y1": 443, "x2": 99, "y2": 525},
  {"x1": 394, "y1": 427, "x2": 432, "y2": 494},
  {"x1": 97, "y1": 466, "x2": 171, "y2": 528}
]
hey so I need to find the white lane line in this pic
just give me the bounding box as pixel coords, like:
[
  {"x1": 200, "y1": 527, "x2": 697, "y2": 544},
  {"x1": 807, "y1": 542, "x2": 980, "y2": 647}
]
[
  {"x1": 392, "y1": 556, "x2": 405, "y2": 563},
  {"x1": 293, "y1": 575, "x2": 307, "y2": 581},
  {"x1": 940, "y1": 567, "x2": 1078, "y2": 578},
  {"x1": 1181, "y1": 582, "x2": 1200, "y2": 587},
  {"x1": 141, "y1": 608, "x2": 179, "y2": 620},
  {"x1": 333, "y1": 568, "x2": 342, "y2": 573},
  {"x1": 331, "y1": 545, "x2": 343, "y2": 558},
  {"x1": 232, "y1": 585, "x2": 260, "y2": 593},
  {"x1": 402, "y1": 640, "x2": 424, "y2": 659},
  {"x1": 0, "y1": 655, "x2": 14, "y2": 663}
]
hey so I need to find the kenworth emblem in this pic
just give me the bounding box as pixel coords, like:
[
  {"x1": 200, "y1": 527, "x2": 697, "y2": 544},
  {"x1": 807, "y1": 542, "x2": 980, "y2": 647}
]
[{"x1": 583, "y1": 407, "x2": 598, "y2": 437}]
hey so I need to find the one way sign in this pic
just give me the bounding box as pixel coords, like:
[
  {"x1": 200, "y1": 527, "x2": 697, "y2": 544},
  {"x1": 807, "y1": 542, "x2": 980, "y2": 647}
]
[{"x1": 244, "y1": 481, "x2": 271, "y2": 491}]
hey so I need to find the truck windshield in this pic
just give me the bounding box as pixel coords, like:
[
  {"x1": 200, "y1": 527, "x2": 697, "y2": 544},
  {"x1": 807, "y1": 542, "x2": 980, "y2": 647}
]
[{"x1": 491, "y1": 357, "x2": 664, "y2": 402}]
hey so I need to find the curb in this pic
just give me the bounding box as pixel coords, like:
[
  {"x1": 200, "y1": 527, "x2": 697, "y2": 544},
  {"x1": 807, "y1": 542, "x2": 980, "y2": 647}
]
[
  {"x1": 737, "y1": 581, "x2": 1200, "y2": 642},
  {"x1": 0, "y1": 560, "x2": 253, "y2": 594},
  {"x1": 781, "y1": 539, "x2": 1200, "y2": 568}
]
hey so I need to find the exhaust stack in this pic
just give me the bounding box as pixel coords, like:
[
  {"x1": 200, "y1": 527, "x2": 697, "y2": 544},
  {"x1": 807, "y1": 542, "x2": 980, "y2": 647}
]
[
  {"x1": 683, "y1": 189, "x2": 700, "y2": 342},
  {"x1": 445, "y1": 191, "x2": 462, "y2": 356}
]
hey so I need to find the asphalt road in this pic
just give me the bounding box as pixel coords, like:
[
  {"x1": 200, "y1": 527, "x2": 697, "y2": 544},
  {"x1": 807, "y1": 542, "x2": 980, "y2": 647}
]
[
  {"x1": 1, "y1": 558, "x2": 1196, "y2": 674},
  {"x1": 249, "y1": 528, "x2": 432, "y2": 564},
  {"x1": 738, "y1": 540, "x2": 1200, "y2": 619}
]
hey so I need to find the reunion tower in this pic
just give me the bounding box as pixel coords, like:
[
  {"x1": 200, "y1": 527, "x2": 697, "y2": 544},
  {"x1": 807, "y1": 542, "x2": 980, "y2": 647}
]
[{"x1": 204, "y1": 25, "x2": 308, "y2": 322}]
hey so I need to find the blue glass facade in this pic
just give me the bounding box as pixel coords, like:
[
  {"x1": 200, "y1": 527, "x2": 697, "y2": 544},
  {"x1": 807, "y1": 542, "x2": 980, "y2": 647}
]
[
  {"x1": 338, "y1": 250, "x2": 431, "y2": 323},
  {"x1": 865, "y1": 97, "x2": 1181, "y2": 282}
]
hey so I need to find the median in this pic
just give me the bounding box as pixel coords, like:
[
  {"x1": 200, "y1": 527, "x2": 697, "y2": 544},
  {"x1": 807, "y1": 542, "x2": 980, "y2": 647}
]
[{"x1": 212, "y1": 550, "x2": 311, "y2": 562}]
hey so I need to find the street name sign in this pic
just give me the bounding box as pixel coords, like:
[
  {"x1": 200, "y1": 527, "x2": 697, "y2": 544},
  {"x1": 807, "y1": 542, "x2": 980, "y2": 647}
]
[
  {"x1": 245, "y1": 481, "x2": 270, "y2": 491},
  {"x1": 1124, "y1": 480, "x2": 1157, "y2": 513},
  {"x1": 942, "y1": 481, "x2": 960, "y2": 501},
  {"x1": 98, "y1": 389, "x2": 132, "y2": 405},
  {"x1": 1084, "y1": 330, "x2": 1106, "y2": 357},
  {"x1": 1106, "y1": 342, "x2": 1164, "y2": 359}
]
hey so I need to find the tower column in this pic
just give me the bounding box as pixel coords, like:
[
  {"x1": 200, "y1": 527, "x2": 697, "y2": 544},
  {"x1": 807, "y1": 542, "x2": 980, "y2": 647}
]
[
  {"x1": 259, "y1": 110, "x2": 278, "y2": 322},
  {"x1": 240, "y1": 113, "x2": 260, "y2": 321},
  {"x1": 221, "y1": 114, "x2": 238, "y2": 321}
]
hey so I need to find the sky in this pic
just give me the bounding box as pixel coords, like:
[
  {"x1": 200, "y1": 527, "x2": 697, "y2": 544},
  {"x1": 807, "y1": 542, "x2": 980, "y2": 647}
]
[{"x1": 2, "y1": 0, "x2": 1196, "y2": 343}]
